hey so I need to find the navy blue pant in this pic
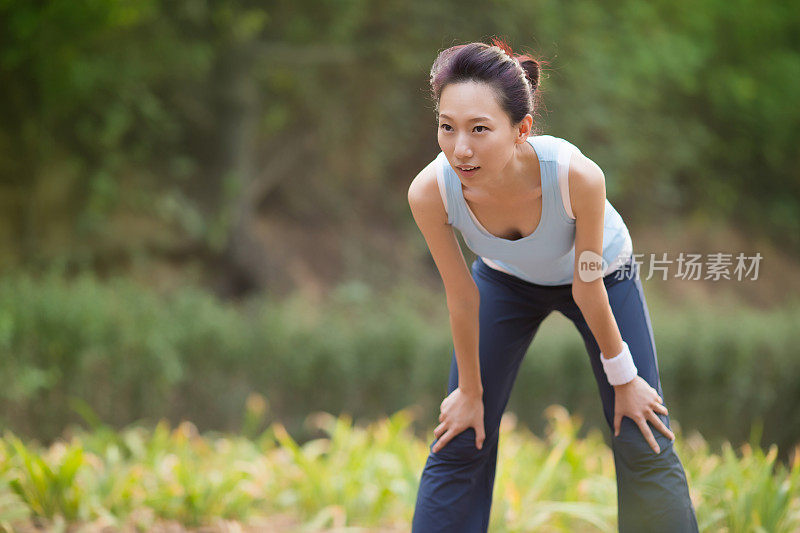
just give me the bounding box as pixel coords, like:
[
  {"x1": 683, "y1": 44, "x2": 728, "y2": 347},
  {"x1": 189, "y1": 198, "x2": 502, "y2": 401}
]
[{"x1": 412, "y1": 256, "x2": 698, "y2": 532}]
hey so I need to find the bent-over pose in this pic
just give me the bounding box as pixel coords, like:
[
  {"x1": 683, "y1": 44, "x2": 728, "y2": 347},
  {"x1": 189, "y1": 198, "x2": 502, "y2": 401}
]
[{"x1": 407, "y1": 38, "x2": 699, "y2": 533}]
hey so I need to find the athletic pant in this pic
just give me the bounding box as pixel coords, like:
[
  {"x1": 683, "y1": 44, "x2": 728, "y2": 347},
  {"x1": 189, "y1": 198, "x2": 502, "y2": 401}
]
[{"x1": 412, "y1": 255, "x2": 699, "y2": 532}]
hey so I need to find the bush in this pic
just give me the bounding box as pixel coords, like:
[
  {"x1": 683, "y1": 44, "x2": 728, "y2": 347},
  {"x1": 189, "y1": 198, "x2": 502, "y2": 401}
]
[{"x1": 1, "y1": 270, "x2": 798, "y2": 459}]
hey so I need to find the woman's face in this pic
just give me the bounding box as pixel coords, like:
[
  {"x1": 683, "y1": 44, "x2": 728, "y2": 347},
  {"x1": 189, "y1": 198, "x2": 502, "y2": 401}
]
[{"x1": 437, "y1": 80, "x2": 528, "y2": 184}]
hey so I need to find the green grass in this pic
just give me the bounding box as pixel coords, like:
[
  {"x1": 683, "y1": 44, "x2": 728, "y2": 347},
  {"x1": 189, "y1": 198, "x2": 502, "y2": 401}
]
[{"x1": 1, "y1": 396, "x2": 798, "y2": 532}]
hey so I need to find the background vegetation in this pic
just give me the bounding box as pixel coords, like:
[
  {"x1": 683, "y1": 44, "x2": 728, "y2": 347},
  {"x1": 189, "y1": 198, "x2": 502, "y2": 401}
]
[
  {"x1": 1, "y1": 0, "x2": 799, "y2": 529},
  {"x1": 2, "y1": 404, "x2": 800, "y2": 532},
  {"x1": 2, "y1": 271, "x2": 800, "y2": 463},
  {"x1": 2, "y1": 0, "x2": 799, "y2": 286}
]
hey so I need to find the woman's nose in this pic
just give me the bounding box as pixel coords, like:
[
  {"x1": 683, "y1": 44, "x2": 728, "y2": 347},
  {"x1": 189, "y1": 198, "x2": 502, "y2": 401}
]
[{"x1": 454, "y1": 138, "x2": 473, "y2": 158}]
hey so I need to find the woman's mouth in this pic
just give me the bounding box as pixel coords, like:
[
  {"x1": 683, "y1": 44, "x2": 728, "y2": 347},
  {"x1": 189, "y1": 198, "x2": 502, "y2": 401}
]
[{"x1": 456, "y1": 166, "x2": 480, "y2": 175}]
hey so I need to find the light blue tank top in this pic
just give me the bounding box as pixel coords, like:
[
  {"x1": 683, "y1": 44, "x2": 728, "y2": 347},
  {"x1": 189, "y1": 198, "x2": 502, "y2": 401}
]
[{"x1": 436, "y1": 134, "x2": 632, "y2": 286}]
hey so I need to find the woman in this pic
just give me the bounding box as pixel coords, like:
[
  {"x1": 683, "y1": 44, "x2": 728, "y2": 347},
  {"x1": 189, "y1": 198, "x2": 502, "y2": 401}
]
[{"x1": 407, "y1": 38, "x2": 699, "y2": 532}]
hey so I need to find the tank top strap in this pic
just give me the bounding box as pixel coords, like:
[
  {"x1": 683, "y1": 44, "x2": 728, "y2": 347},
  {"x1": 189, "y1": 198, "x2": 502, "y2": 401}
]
[{"x1": 528, "y1": 135, "x2": 561, "y2": 229}]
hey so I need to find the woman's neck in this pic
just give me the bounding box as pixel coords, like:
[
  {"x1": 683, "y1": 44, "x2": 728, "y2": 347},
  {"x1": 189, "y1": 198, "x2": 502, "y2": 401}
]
[{"x1": 462, "y1": 140, "x2": 541, "y2": 203}]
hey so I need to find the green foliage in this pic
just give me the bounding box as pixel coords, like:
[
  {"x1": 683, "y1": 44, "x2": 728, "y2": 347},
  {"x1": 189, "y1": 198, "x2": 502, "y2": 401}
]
[
  {"x1": 1, "y1": 269, "x2": 799, "y2": 460},
  {"x1": 0, "y1": 451, "x2": 30, "y2": 532},
  {"x1": 1, "y1": 404, "x2": 800, "y2": 531},
  {"x1": 0, "y1": 270, "x2": 185, "y2": 438},
  {"x1": 5, "y1": 434, "x2": 85, "y2": 522},
  {"x1": 1, "y1": 0, "x2": 798, "y2": 272},
  {"x1": 654, "y1": 300, "x2": 800, "y2": 454}
]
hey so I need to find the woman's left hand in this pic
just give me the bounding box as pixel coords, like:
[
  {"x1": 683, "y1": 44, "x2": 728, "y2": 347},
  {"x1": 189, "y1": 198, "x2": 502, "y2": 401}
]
[{"x1": 613, "y1": 376, "x2": 675, "y2": 453}]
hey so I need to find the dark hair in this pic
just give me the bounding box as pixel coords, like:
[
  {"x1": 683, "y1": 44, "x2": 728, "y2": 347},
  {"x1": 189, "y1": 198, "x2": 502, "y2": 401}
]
[{"x1": 429, "y1": 37, "x2": 547, "y2": 129}]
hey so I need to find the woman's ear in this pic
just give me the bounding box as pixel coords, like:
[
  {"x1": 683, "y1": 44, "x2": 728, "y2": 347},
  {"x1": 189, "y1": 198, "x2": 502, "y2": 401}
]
[{"x1": 516, "y1": 114, "x2": 533, "y2": 143}]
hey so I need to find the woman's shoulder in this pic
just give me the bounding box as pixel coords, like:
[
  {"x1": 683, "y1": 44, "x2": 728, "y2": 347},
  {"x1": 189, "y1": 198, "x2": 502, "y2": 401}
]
[
  {"x1": 409, "y1": 157, "x2": 439, "y2": 198},
  {"x1": 528, "y1": 134, "x2": 582, "y2": 163},
  {"x1": 532, "y1": 134, "x2": 583, "y2": 154},
  {"x1": 408, "y1": 154, "x2": 452, "y2": 228},
  {"x1": 408, "y1": 154, "x2": 449, "y2": 212}
]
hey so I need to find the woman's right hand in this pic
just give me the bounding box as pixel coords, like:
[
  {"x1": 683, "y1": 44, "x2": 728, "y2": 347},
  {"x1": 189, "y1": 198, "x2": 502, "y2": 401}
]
[{"x1": 432, "y1": 387, "x2": 486, "y2": 453}]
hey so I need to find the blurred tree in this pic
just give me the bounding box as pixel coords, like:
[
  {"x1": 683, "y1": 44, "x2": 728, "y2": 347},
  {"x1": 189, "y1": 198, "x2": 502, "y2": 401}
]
[{"x1": 0, "y1": 0, "x2": 797, "y2": 292}]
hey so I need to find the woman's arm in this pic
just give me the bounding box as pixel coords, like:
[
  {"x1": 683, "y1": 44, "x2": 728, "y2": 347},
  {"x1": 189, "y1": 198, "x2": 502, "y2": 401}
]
[
  {"x1": 408, "y1": 160, "x2": 481, "y2": 396},
  {"x1": 407, "y1": 160, "x2": 486, "y2": 451},
  {"x1": 568, "y1": 152, "x2": 624, "y2": 358},
  {"x1": 568, "y1": 151, "x2": 674, "y2": 452}
]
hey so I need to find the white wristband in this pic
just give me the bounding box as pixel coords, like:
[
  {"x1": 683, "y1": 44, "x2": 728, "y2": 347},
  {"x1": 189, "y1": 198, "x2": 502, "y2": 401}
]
[{"x1": 600, "y1": 341, "x2": 638, "y2": 386}]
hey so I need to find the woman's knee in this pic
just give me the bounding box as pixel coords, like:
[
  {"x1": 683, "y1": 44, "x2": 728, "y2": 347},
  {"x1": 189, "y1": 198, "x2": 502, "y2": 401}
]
[
  {"x1": 429, "y1": 427, "x2": 494, "y2": 465},
  {"x1": 612, "y1": 415, "x2": 676, "y2": 466},
  {"x1": 612, "y1": 415, "x2": 694, "y2": 518}
]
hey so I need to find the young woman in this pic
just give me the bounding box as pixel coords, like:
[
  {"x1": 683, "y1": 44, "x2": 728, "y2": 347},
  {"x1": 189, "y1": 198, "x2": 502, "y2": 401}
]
[{"x1": 407, "y1": 38, "x2": 699, "y2": 532}]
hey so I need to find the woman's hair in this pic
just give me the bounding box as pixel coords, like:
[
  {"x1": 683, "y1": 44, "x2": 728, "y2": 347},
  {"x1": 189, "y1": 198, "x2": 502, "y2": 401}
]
[{"x1": 429, "y1": 37, "x2": 547, "y2": 129}]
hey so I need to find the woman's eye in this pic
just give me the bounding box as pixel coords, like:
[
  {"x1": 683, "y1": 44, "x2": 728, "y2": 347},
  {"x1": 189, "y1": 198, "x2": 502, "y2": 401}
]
[{"x1": 438, "y1": 124, "x2": 487, "y2": 132}]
